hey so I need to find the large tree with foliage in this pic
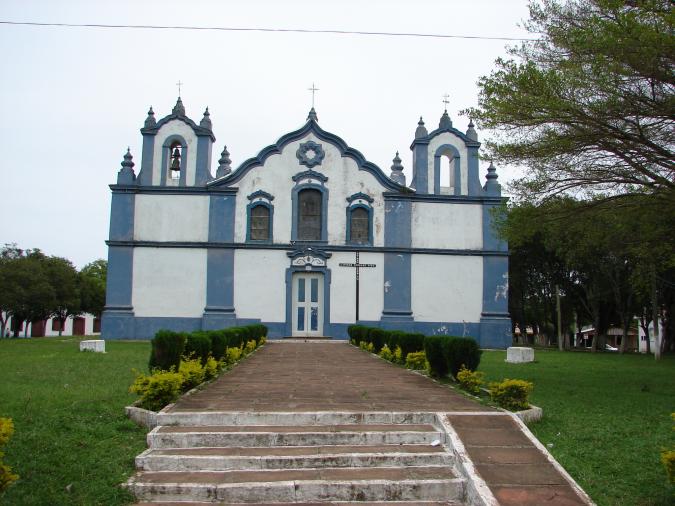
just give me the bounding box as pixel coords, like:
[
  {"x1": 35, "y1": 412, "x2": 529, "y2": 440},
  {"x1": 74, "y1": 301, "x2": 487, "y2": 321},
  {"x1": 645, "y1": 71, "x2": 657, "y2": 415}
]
[
  {"x1": 79, "y1": 259, "x2": 107, "y2": 318},
  {"x1": 468, "y1": 0, "x2": 674, "y2": 201},
  {"x1": 43, "y1": 256, "x2": 80, "y2": 336}
]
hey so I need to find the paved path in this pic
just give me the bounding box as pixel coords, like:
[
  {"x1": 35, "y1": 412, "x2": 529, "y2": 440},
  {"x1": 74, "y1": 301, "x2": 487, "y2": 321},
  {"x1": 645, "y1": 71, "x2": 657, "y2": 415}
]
[{"x1": 170, "y1": 341, "x2": 491, "y2": 412}]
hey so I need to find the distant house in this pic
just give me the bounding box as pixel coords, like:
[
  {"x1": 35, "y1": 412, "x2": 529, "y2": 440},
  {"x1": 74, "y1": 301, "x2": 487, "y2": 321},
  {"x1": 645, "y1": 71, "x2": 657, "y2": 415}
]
[
  {"x1": 3, "y1": 313, "x2": 101, "y2": 338},
  {"x1": 637, "y1": 319, "x2": 666, "y2": 354},
  {"x1": 576, "y1": 325, "x2": 638, "y2": 351}
]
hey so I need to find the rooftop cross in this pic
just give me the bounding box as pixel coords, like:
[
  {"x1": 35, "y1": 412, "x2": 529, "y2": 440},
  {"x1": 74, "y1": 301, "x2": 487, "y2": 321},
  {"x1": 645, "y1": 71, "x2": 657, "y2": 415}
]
[
  {"x1": 308, "y1": 82, "x2": 319, "y2": 108},
  {"x1": 176, "y1": 80, "x2": 184, "y2": 97},
  {"x1": 442, "y1": 93, "x2": 450, "y2": 111}
]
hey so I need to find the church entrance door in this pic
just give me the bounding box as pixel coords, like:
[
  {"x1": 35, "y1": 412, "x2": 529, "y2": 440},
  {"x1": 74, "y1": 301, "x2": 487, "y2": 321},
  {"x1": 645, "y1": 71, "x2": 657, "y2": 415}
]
[{"x1": 291, "y1": 273, "x2": 324, "y2": 337}]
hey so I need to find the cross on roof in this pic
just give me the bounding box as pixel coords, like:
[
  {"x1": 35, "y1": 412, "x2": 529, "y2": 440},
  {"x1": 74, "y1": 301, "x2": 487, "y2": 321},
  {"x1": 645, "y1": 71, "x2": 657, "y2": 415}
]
[
  {"x1": 176, "y1": 80, "x2": 184, "y2": 97},
  {"x1": 308, "y1": 82, "x2": 319, "y2": 108},
  {"x1": 443, "y1": 93, "x2": 450, "y2": 111}
]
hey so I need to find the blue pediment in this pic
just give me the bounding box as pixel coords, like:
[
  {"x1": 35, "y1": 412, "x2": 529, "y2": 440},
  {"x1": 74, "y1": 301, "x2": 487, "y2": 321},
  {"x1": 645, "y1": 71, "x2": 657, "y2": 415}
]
[
  {"x1": 141, "y1": 114, "x2": 215, "y2": 141},
  {"x1": 208, "y1": 118, "x2": 412, "y2": 193}
]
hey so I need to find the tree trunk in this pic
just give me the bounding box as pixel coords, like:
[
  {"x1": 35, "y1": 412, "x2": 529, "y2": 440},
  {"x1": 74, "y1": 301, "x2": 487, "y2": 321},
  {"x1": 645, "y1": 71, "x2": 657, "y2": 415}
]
[
  {"x1": 652, "y1": 268, "x2": 661, "y2": 360},
  {"x1": 640, "y1": 309, "x2": 651, "y2": 354},
  {"x1": 556, "y1": 285, "x2": 563, "y2": 351}
]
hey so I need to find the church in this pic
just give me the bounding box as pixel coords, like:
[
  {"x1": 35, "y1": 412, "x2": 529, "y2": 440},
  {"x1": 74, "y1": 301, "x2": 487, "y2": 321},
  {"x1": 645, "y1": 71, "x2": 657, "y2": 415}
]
[{"x1": 101, "y1": 97, "x2": 511, "y2": 347}]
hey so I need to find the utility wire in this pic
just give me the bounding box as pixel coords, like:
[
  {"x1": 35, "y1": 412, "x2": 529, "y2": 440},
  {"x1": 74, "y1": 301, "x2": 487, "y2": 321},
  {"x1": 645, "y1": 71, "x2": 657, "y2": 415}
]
[{"x1": 0, "y1": 20, "x2": 536, "y2": 42}]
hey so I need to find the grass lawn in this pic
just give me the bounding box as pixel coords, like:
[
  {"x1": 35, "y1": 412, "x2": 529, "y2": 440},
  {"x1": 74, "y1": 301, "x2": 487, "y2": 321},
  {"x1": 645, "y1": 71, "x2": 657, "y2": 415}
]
[
  {"x1": 479, "y1": 349, "x2": 675, "y2": 506},
  {"x1": 0, "y1": 336, "x2": 150, "y2": 505}
]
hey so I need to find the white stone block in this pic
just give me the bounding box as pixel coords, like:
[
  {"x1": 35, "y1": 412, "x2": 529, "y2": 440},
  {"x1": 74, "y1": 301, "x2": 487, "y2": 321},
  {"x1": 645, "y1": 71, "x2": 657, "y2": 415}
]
[
  {"x1": 506, "y1": 346, "x2": 534, "y2": 363},
  {"x1": 80, "y1": 339, "x2": 105, "y2": 353}
]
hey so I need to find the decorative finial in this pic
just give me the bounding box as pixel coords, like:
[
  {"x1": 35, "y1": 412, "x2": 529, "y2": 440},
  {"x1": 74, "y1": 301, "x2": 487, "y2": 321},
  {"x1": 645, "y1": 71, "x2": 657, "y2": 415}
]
[
  {"x1": 442, "y1": 93, "x2": 450, "y2": 111},
  {"x1": 172, "y1": 96, "x2": 185, "y2": 116},
  {"x1": 144, "y1": 106, "x2": 156, "y2": 128},
  {"x1": 216, "y1": 145, "x2": 232, "y2": 178},
  {"x1": 466, "y1": 118, "x2": 478, "y2": 141},
  {"x1": 415, "y1": 116, "x2": 428, "y2": 139},
  {"x1": 176, "y1": 80, "x2": 183, "y2": 97},
  {"x1": 307, "y1": 107, "x2": 318, "y2": 122},
  {"x1": 389, "y1": 151, "x2": 406, "y2": 186},
  {"x1": 439, "y1": 109, "x2": 452, "y2": 129},
  {"x1": 121, "y1": 147, "x2": 134, "y2": 168},
  {"x1": 484, "y1": 161, "x2": 501, "y2": 195},
  {"x1": 200, "y1": 107, "x2": 212, "y2": 129},
  {"x1": 308, "y1": 82, "x2": 319, "y2": 108},
  {"x1": 117, "y1": 148, "x2": 136, "y2": 184}
]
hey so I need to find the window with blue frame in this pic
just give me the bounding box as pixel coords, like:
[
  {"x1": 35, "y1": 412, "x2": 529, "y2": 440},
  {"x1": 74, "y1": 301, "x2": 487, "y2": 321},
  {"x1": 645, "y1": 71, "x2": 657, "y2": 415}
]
[
  {"x1": 348, "y1": 207, "x2": 369, "y2": 244},
  {"x1": 298, "y1": 189, "x2": 322, "y2": 241},
  {"x1": 249, "y1": 205, "x2": 270, "y2": 240}
]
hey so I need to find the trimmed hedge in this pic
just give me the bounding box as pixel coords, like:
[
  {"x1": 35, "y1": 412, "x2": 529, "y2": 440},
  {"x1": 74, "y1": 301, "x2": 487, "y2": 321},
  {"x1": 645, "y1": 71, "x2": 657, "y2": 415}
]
[
  {"x1": 446, "y1": 337, "x2": 482, "y2": 378},
  {"x1": 149, "y1": 330, "x2": 187, "y2": 372},
  {"x1": 185, "y1": 332, "x2": 212, "y2": 364},
  {"x1": 424, "y1": 335, "x2": 452, "y2": 377}
]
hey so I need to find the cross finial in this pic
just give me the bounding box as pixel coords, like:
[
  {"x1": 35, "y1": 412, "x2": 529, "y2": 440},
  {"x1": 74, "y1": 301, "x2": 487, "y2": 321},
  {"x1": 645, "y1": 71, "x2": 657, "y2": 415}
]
[
  {"x1": 176, "y1": 80, "x2": 184, "y2": 97},
  {"x1": 308, "y1": 82, "x2": 319, "y2": 108},
  {"x1": 442, "y1": 93, "x2": 450, "y2": 111}
]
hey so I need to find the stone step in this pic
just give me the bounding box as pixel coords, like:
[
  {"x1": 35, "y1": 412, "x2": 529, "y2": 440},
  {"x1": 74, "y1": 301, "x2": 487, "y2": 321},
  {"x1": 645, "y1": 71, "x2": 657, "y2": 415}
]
[
  {"x1": 136, "y1": 501, "x2": 462, "y2": 505},
  {"x1": 137, "y1": 444, "x2": 452, "y2": 471},
  {"x1": 156, "y1": 411, "x2": 437, "y2": 427},
  {"x1": 127, "y1": 466, "x2": 464, "y2": 503},
  {"x1": 148, "y1": 424, "x2": 443, "y2": 449}
]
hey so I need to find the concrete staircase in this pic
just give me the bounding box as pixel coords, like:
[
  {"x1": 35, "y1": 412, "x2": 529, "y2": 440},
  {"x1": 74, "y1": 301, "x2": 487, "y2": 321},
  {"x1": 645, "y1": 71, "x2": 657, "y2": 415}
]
[{"x1": 128, "y1": 412, "x2": 466, "y2": 505}]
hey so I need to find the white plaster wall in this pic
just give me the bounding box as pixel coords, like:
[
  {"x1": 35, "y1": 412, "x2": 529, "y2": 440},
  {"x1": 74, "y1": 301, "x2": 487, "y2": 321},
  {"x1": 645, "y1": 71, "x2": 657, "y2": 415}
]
[
  {"x1": 411, "y1": 255, "x2": 482, "y2": 322},
  {"x1": 233, "y1": 133, "x2": 386, "y2": 246},
  {"x1": 428, "y1": 132, "x2": 469, "y2": 195},
  {"x1": 132, "y1": 248, "x2": 206, "y2": 317},
  {"x1": 330, "y1": 251, "x2": 384, "y2": 323},
  {"x1": 411, "y1": 202, "x2": 482, "y2": 249},
  {"x1": 234, "y1": 250, "x2": 287, "y2": 322},
  {"x1": 152, "y1": 120, "x2": 198, "y2": 186},
  {"x1": 134, "y1": 195, "x2": 209, "y2": 242}
]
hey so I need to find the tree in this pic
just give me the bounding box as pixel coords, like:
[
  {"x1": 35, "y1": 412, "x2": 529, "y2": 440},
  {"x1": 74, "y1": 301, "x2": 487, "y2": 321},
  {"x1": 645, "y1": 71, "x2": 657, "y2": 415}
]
[
  {"x1": 43, "y1": 256, "x2": 80, "y2": 336},
  {"x1": 468, "y1": 0, "x2": 674, "y2": 201},
  {"x1": 79, "y1": 260, "x2": 107, "y2": 318}
]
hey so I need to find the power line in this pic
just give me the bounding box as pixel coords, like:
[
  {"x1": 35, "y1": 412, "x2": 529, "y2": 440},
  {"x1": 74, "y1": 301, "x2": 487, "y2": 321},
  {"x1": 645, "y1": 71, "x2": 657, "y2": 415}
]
[{"x1": 0, "y1": 20, "x2": 536, "y2": 42}]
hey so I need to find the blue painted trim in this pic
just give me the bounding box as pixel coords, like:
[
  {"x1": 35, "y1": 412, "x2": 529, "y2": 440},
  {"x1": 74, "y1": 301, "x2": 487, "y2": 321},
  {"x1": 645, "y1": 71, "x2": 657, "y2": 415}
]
[
  {"x1": 160, "y1": 135, "x2": 188, "y2": 187},
  {"x1": 203, "y1": 248, "x2": 236, "y2": 327},
  {"x1": 247, "y1": 190, "x2": 275, "y2": 201},
  {"x1": 109, "y1": 193, "x2": 135, "y2": 241},
  {"x1": 467, "y1": 146, "x2": 481, "y2": 196},
  {"x1": 101, "y1": 310, "x2": 135, "y2": 339},
  {"x1": 110, "y1": 185, "x2": 237, "y2": 196},
  {"x1": 384, "y1": 199, "x2": 411, "y2": 248},
  {"x1": 138, "y1": 133, "x2": 155, "y2": 186},
  {"x1": 141, "y1": 112, "x2": 216, "y2": 141},
  {"x1": 105, "y1": 240, "x2": 509, "y2": 257},
  {"x1": 433, "y1": 144, "x2": 461, "y2": 196},
  {"x1": 105, "y1": 246, "x2": 134, "y2": 307},
  {"x1": 345, "y1": 203, "x2": 373, "y2": 246},
  {"x1": 291, "y1": 184, "x2": 329, "y2": 242},
  {"x1": 287, "y1": 246, "x2": 332, "y2": 261},
  {"x1": 381, "y1": 253, "x2": 413, "y2": 321},
  {"x1": 208, "y1": 120, "x2": 410, "y2": 193},
  {"x1": 292, "y1": 169, "x2": 328, "y2": 183},
  {"x1": 208, "y1": 195, "x2": 236, "y2": 242},
  {"x1": 195, "y1": 135, "x2": 213, "y2": 186},
  {"x1": 479, "y1": 316, "x2": 512, "y2": 348},
  {"x1": 383, "y1": 192, "x2": 504, "y2": 204},
  {"x1": 246, "y1": 201, "x2": 274, "y2": 243},
  {"x1": 482, "y1": 255, "x2": 509, "y2": 315},
  {"x1": 284, "y1": 265, "x2": 332, "y2": 337},
  {"x1": 426, "y1": 124, "x2": 481, "y2": 148},
  {"x1": 410, "y1": 139, "x2": 429, "y2": 193},
  {"x1": 346, "y1": 192, "x2": 374, "y2": 204},
  {"x1": 135, "y1": 317, "x2": 204, "y2": 339},
  {"x1": 296, "y1": 140, "x2": 325, "y2": 168},
  {"x1": 482, "y1": 202, "x2": 507, "y2": 252}
]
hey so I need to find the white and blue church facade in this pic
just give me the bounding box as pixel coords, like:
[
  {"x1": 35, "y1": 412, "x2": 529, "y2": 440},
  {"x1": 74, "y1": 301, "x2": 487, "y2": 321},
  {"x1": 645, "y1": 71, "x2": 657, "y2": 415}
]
[{"x1": 102, "y1": 98, "x2": 511, "y2": 347}]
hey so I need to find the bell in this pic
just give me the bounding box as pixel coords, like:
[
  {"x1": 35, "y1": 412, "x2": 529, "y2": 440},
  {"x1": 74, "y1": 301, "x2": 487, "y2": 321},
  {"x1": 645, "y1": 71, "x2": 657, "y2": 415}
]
[{"x1": 170, "y1": 147, "x2": 181, "y2": 171}]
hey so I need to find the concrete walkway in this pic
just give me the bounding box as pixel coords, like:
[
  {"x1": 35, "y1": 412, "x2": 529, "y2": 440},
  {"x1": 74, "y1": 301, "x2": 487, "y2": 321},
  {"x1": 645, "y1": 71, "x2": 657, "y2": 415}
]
[{"x1": 156, "y1": 341, "x2": 592, "y2": 505}]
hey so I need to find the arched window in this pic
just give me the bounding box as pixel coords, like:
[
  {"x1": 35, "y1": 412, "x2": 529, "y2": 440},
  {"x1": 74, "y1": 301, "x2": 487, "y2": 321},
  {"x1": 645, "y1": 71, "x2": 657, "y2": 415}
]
[
  {"x1": 298, "y1": 189, "x2": 322, "y2": 240},
  {"x1": 169, "y1": 141, "x2": 182, "y2": 180},
  {"x1": 349, "y1": 207, "x2": 369, "y2": 243},
  {"x1": 249, "y1": 205, "x2": 271, "y2": 241},
  {"x1": 439, "y1": 155, "x2": 454, "y2": 194}
]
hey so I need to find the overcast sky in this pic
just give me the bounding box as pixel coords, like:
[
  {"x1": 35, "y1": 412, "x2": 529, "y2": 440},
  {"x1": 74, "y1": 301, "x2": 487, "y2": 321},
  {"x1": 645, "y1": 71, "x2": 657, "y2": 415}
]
[{"x1": 1, "y1": 0, "x2": 531, "y2": 268}]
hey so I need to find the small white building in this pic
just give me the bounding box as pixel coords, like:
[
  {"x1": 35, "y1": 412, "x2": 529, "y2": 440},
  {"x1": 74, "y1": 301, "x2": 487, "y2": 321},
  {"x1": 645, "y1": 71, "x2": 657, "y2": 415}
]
[
  {"x1": 3, "y1": 313, "x2": 101, "y2": 338},
  {"x1": 102, "y1": 99, "x2": 511, "y2": 345}
]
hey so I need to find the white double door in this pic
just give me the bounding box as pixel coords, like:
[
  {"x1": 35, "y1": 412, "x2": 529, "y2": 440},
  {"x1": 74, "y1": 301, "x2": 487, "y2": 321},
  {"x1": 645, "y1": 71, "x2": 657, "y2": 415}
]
[{"x1": 291, "y1": 273, "x2": 324, "y2": 337}]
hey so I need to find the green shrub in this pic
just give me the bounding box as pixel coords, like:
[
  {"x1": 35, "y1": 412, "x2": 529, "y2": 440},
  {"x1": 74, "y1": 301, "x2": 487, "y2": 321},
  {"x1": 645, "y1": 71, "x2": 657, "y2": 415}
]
[
  {"x1": 208, "y1": 330, "x2": 228, "y2": 361},
  {"x1": 178, "y1": 356, "x2": 206, "y2": 391},
  {"x1": 149, "y1": 330, "x2": 187, "y2": 372},
  {"x1": 247, "y1": 324, "x2": 268, "y2": 344},
  {"x1": 661, "y1": 450, "x2": 675, "y2": 484},
  {"x1": 456, "y1": 365, "x2": 485, "y2": 395},
  {"x1": 203, "y1": 355, "x2": 220, "y2": 380},
  {"x1": 446, "y1": 337, "x2": 482, "y2": 379},
  {"x1": 130, "y1": 370, "x2": 184, "y2": 411},
  {"x1": 243, "y1": 339, "x2": 257, "y2": 355},
  {"x1": 405, "y1": 351, "x2": 427, "y2": 370},
  {"x1": 0, "y1": 418, "x2": 18, "y2": 493},
  {"x1": 398, "y1": 332, "x2": 425, "y2": 357},
  {"x1": 185, "y1": 333, "x2": 212, "y2": 365},
  {"x1": 368, "y1": 328, "x2": 389, "y2": 352},
  {"x1": 488, "y1": 379, "x2": 533, "y2": 411},
  {"x1": 424, "y1": 335, "x2": 452, "y2": 377},
  {"x1": 378, "y1": 344, "x2": 394, "y2": 361},
  {"x1": 393, "y1": 345, "x2": 403, "y2": 364},
  {"x1": 385, "y1": 330, "x2": 403, "y2": 350},
  {"x1": 225, "y1": 346, "x2": 242, "y2": 365}
]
